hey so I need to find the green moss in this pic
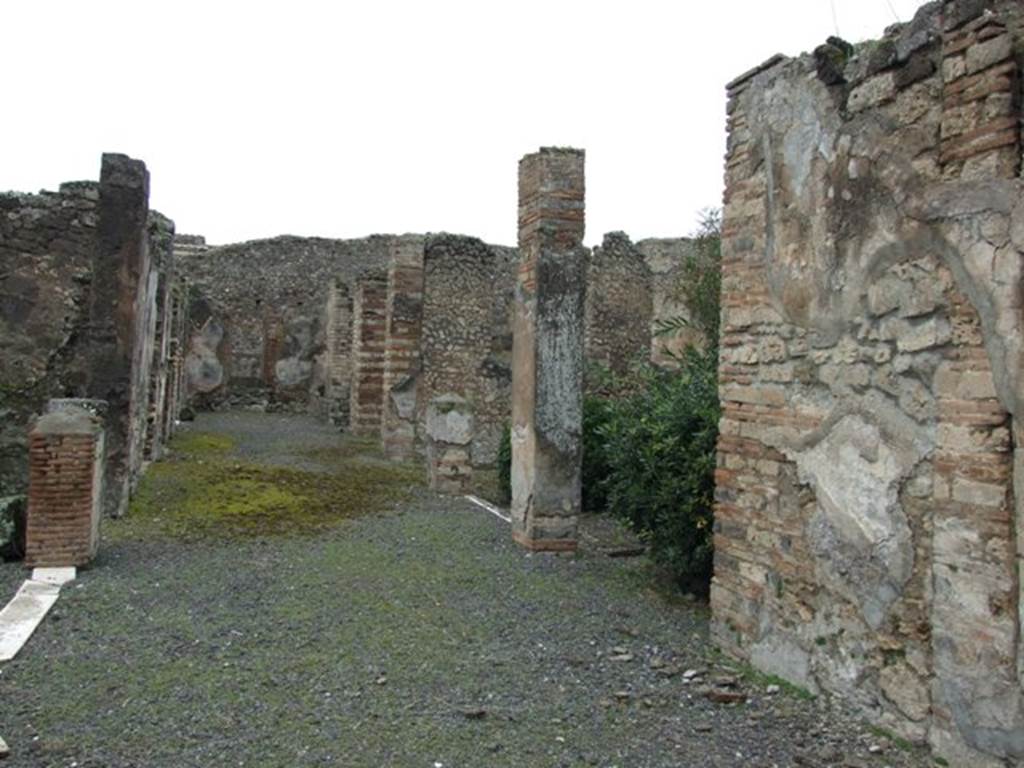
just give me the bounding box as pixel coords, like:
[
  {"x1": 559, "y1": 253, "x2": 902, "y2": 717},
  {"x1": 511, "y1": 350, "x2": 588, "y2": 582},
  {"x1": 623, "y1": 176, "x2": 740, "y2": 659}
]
[
  {"x1": 116, "y1": 431, "x2": 423, "y2": 541},
  {"x1": 169, "y1": 431, "x2": 235, "y2": 455}
]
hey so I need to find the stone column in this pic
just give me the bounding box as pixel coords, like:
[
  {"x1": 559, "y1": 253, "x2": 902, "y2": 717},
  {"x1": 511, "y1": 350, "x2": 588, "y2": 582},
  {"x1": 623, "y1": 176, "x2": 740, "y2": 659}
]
[
  {"x1": 349, "y1": 271, "x2": 388, "y2": 435},
  {"x1": 25, "y1": 401, "x2": 106, "y2": 567},
  {"x1": 324, "y1": 280, "x2": 353, "y2": 428},
  {"x1": 86, "y1": 153, "x2": 151, "y2": 518},
  {"x1": 144, "y1": 212, "x2": 176, "y2": 461},
  {"x1": 381, "y1": 237, "x2": 425, "y2": 459},
  {"x1": 511, "y1": 147, "x2": 586, "y2": 551}
]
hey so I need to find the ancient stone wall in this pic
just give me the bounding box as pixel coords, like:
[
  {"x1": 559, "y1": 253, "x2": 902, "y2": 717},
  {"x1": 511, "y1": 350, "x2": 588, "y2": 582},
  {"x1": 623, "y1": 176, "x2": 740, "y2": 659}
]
[
  {"x1": 637, "y1": 238, "x2": 702, "y2": 364},
  {"x1": 712, "y1": 2, "x2": 1024, "y2": 764},
  {"x1": 177, "y1": 235, "x2": 394, "y2": 410},
  {"x1": 416, "y1": 235, "x2": 516, "y2": 472},
  {"x1": 585, "y1": 232, "x2": 653, "y2": 376},
  {"x1": 0, "y1": 182, "x2": 98, "y2": 496}
]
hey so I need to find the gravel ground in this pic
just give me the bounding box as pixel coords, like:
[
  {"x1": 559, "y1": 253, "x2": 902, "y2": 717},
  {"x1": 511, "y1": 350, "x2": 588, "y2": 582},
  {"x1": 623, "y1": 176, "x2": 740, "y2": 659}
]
[{"x1": 0, "y1": 413, "x2": 935, "y2": 768}]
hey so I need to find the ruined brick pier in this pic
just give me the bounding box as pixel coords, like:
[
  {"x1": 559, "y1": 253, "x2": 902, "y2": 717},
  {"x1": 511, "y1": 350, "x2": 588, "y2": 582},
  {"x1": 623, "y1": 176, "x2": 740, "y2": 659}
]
[
  {"x1": 712, "y1": 2, "x2": 1024, "y2": 764},
  {"x1": 510, "y1": 148, "x2": 587, "y2": 551}
]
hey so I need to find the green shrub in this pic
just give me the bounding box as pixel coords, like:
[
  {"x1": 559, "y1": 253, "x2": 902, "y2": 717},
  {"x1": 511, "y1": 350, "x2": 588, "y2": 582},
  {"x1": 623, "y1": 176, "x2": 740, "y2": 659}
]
[
  {"x1": 585, "y1": 209, "x2": 721, "y2": 592},
  {"x1": 592, "y1": 348, "x2": 719, "y2": 592},
  {"x1": 581, "y1": 394, "x2": 616, "y2": 513}
]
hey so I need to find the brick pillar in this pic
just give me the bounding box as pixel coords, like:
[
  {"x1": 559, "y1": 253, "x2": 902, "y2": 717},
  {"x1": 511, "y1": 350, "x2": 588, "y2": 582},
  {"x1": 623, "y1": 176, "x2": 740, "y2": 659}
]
[
  {"x1": 324, "y1": 280, "x2": 354, "y2": 428},
  {"x1": 940, "y1": 4, "x2": 1020, "y2": 179},
  {"x1": 511, "y1": 147, "x2": 586, "y2": 551},
  {"x1": 86, "y1": 153, "x2": 150, "y2": 518},
  {"x1": 381, "y1": 237, "x2": 425, "y2": 459},
  {"x1": 349, "y1": 271, "x2": 388, "y2": 435},
  {"x1": 426, "y1": 395, "x2": 473, "y2": 493},
  {"x1": 25, "y1": 402, "x2": 106, "y2": 567}
]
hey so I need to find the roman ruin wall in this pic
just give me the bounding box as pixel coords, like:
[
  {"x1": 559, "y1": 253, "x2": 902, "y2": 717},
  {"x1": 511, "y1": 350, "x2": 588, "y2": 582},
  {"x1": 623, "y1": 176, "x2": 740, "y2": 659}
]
[
  {"x1": 0, "y1": 182, "x2": 99, "y2": 496},
  {"x1": 712, "y1": 1, "x2": 1024, "y2": 764},
  {"x1": 177, "y1": 234, "x2": 395, "y2": 411},
  {"x1": 585, "y1": 232, "x2": 654, "y2": 377},
  {"x1": 638, "y1": 238, "x2": 704, "y2": 364},
  {"x1": 416, "y1": 235, "x2": 517, "y2": 472},
  {"x1": 1, "y1": 154, "x2": 187, "y2": 525}
]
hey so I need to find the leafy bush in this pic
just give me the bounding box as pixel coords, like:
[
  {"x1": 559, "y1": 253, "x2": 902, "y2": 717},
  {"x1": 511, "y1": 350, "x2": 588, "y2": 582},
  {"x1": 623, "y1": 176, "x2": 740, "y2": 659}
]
[
  {"x1": 585, "y1": 209, "x2": 722, "y2": 592},
  {"x1": 590, "y1": 348, "x2": 719, "y2": 592},
  {"x1": 581, "y1": 394, "x2": 615, "y2": 513}
]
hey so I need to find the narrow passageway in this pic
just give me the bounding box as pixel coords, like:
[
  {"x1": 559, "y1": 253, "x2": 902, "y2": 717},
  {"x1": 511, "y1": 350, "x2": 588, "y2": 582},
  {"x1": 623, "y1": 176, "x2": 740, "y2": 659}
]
[{"x1": 0, "y1": 413, "x2": 932, "y2": 767}]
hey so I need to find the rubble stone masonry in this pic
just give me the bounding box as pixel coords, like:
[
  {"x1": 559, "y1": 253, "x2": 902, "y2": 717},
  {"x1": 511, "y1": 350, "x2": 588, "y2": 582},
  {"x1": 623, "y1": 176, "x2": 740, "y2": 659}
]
[
  {"x1": 0, "y1": 182, "x2": 98, "y2": 495},
  {"x1": 417, "y1": 235, "x2": 515, "y2": 473},
  {"x1": 585, "y1": 232, "x2": 654, "y2": 376},
  {"x1": 712, "y1": 2, "x2": 1024, "y2": 764}
]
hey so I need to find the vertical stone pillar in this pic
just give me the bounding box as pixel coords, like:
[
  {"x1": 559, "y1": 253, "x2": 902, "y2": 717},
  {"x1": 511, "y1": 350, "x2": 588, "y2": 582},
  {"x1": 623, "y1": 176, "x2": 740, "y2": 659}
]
[
  {"x1": 162, "y1": 276, "x2": 189, "y2": 439},
  {"x1": 511, "y1": 147, "x2": 586, "y2": 551},
  {"x1": 426, "y1": 395, "x2": 473, "y2": 493},
  {"x1": 324, "y1": 280, "x2": 354, "y2": 428},
  {"x1": 381, "y1": 236, "x2": 425, "y2": 459},
  {"x1": 86, "y1": 153, "x2": 150, "y2": 518},
  {"x1": 349, "y1": 271, "x2": 388, "y2": 435},
  {"x1": 144, "y1": 212, "x2": 176, "y2": 461},
  {"x1": 25, "y1": 401, "x2": 106, "y2": 567}
]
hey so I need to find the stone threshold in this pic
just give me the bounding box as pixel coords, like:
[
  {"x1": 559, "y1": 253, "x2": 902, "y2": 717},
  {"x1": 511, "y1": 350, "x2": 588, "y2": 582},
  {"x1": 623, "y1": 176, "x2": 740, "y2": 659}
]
[{"x1": 0, "y1": 567, "x2": 76, "y2": 662}]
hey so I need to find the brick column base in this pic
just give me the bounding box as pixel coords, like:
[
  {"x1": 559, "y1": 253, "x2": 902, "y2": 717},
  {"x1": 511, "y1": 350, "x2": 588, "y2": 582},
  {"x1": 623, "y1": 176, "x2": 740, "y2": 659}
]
[{"x1": 25, "y1": 403, "x2": 105, "y2": 568}]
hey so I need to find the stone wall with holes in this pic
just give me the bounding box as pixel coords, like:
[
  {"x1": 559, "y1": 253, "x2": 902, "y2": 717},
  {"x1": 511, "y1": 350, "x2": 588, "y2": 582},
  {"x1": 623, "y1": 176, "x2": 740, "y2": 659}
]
[{"x1": 712, "y1": 2, "x2": 1024, "y2": 764}]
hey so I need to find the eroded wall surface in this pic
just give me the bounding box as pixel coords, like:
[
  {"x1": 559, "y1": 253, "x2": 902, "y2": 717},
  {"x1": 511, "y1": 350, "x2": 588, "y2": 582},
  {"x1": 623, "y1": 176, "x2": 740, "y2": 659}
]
[
  {"x1": 0, "y1": 183, "x2": 98, "y2": 495},
  {"x1": 585, "y1": 233, "x2": 653, "y2": 376},
  {"x1": 712, "y1": 2, "x2": 1024, "y2": 764},
  {"x1": 417, "y1": 235, "x2": 516, "y2": 469},
  {"x1": 1, "y1": 156, "x2": 183, "y2": 512},
  {"x1": 178, "y1": 235, "x2": 394, "y2": 410}
]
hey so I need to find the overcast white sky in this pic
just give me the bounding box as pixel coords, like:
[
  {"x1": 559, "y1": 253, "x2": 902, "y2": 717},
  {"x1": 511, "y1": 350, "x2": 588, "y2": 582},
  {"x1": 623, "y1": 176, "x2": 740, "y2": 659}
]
[{"x1": 4, "y1": 0, "x2": 926, "y2": 247}]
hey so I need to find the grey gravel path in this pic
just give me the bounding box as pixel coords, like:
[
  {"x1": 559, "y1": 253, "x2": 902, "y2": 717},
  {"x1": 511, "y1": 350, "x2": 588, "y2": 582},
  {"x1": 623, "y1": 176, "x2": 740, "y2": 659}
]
[{"x1": 0, "y1": 413, "x2": 934, "y2": 767}]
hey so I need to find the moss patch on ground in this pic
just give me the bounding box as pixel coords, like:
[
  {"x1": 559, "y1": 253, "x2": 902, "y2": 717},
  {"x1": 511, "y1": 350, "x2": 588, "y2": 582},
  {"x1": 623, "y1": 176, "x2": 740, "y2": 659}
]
[{"x1": 116, "y1": 430, "x2": 423, "y2": 541}]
